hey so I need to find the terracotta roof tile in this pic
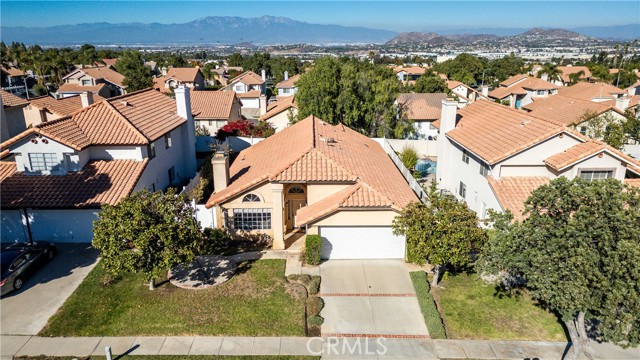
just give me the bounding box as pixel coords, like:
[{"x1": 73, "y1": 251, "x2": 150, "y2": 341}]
[
  {"x1": 1, "y1": 66, "x2": 25, "y2": 77},
  {"x1": 276, "y1": 74, "x2": 301, "y2": 89},
  {"x1": 490, "y1": 76, "x2": 558, "y2": 99},
  {"x1": 29, "y1": 94, "x2": 106, "y2": 117},
  {"x1": 0, "y1": 161, "x2": 16, "y2": 182},
  {"x1": 165, "y1": 67, "x2": 202, "y2": 82},
  {"x1": 397, "y1": 93, "x2": 447, "y2": 121},
  {"x1": 558, "y1": 82, "x2": 625, "y2": 101},
  {"x1": 488, "y1": 176, "x2": 550, "y2": 221},
  {"x1": 1, "y1": 90, "x2": 29, "y2": 108},
  {"x1": 259, "y1": 95, "x2": 297, "y2": 121},
  {"x1": 236, "y1": 90, "x2": 262, "y2": 98},
  {"x1": 544, "y1": 141, "x2": 608, "y2": 170},
  {"x1": 625, "y1": 178, "x2": 640, "y2": 188},
  {"x1": 295, "y1": 184, "x2": 360, "y2": 226},
  {"x1": 0, "y1": 159, "x2": 147, "y2": 209},
  {"x1": 229, "y1": 71, "x2": 264, "y2": 86},
  {"x1": 57, "y1": 83, "x2": 107, "y2": 94},
  {"x1": 101, "y1": 58, "x2": 118, "y2": 68},
  {"x1": 206, "y1": 116, "x2": 418, "y2": 218},
  {"x1": 524, "y1": 94, "x2": 621, "y2": 126},
  {"x1": 447, "y1": 100, "x2": 565, "y2": 164},
  {"x1": 500, "y1": 74, "x2": 529, "y2": 87},
  {"x1": 394, "y1": 66, "x2": 427, "y2": 76},
  {"x1": 67, "y1": 66, "x2": 125, "y2": 88},
  {"x1": 557, "y1": 66, "x2": 592, "y2": 83},
  {"x1": 190, "y1": 91, "x2": 238, "y2": 119}
]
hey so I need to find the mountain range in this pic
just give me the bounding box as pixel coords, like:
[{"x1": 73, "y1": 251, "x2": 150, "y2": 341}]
[{"x1": 0, "y1": 16, "x2": 637, "y2": 46}]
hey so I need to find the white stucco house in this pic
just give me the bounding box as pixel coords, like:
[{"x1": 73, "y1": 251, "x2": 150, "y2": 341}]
[
  {"x1": 275, "y1": 73, "x2": 300, "y2": 98},
  {"x1": 396, "y1": 93, "x2": 447, "y2": 139},
  {"x1": 436, "y1": 99, "x2": 640, "y2": 221},
  {"x1": 1, "y1": 90, "x2": 30, "y2": 143},
  {"x1": 0, "y1": 87, "x2": 197, "y2": 243},
  {"x1": 488, "y1": 74, "x2": 559, "y2": 109},
  {"x1": 190, "y1": 90, "x2": 243, "y2": 135},
  {"x1": 222, "y1": 70, "x2": 267, "y2": 120},
  {"x1": 59, "y1": 66, "x2": 126, "y2": 98},
  {"x1": 258, "y1": 95, "x2": 298, "y2": 133}
]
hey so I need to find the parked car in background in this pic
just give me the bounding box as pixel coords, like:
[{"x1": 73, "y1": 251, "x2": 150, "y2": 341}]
[{"x1": 1, "y1": 242, "x2": 56, "y2": 296}]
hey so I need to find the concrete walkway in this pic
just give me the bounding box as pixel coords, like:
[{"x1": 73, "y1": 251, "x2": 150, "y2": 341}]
[{"x1": 3, "y1": 335, "x2": 638, "y2": 359}]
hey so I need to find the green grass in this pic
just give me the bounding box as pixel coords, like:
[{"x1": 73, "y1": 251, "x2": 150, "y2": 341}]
[
  {"x1": 16, "y1": 357, "x2": 318, "y2": 360},
  {"x1": 431, "y1": 273, "x2": 567, "y2": 341},
  {"x1": 409, "y1": 271, "x2": 447, "y2": 339},
  {"x1": 40, "y1": 260, "x2": 306, "y2": 337}
]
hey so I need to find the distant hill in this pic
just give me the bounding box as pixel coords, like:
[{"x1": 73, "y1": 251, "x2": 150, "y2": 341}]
[
  {"x1": 0, "y1": 16, "x2": 397, "y2": 46},
  {"x1": 385, "y1": 32, "x2": 439, "y2": 45},
  {"x1": 430, "y1": 25, "x2": 638, "y2": 41},
  {"x1": 516, "y1": 28, "x2": 587, "y2": 39}
]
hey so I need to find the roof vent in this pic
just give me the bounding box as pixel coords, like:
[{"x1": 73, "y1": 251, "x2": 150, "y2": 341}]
[
  {"x1": 520, "y1": 120, "x2": 531, "y2": 126},
  {"x1": 121, "y1": 101, "x2": 132, "y2": 107},
  {"x1": 326, "y1": 137, "x2": 337, "y2": 144}
]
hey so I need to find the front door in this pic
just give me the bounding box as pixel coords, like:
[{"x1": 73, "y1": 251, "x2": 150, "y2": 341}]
[{"x1": 287, "y1": 199, "x2": 306, "y2": 230}]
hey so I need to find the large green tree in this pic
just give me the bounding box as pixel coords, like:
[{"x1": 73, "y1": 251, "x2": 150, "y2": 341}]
[
  {"x1": 433, "y1": 53, "x2": 487, "y2": 85},
  {"x1": 93, "y1": 189, "x2": 204, "y2": 290},
  {"x1": 410, "y1": 73, "x2": 448, "y2": 93},
  {"x1": 477, "y1": 178, "x2": 640, "y2": 359},
  {"x1": 393, "y1": 183, "x2": 487, "y2": 286},
  {"x1": 117, "y1": 50, "x2": 153, "y2": 91}
]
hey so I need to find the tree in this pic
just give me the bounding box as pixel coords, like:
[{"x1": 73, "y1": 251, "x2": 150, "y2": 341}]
[
  {"x1": 624, "y1": 110, "x2": 640, "y2": 144},
  {"x1": 568, "y1": 70, "x2": 585, "y2": 85},
  {"x1": 575, "y1": 110, "x2": 627, "y2": 148},
  {"x1": 538, "y1": 63, "x2": 562, "y2": 83},
  {"x1": 117, "y1": 50, "x2": 153, "y2": 91},
  {"x1": 477, "y1": 178, "x2": 640, "y2": 359},
  {"x1": 433, "y1": 53, "x2": 487, "y2": 85},
  {"x1": 92, "y1": 189, "x2": 204, "y2": 290},
  {"x1": 219, "y1": 119, "x2": 275, "y2": 138},
  {"x1": 393, "y1": 183, "x2": 487, "y2": 286},
  {"x1": 411, "y1": 73, "x2": 448, "y2": 93}
]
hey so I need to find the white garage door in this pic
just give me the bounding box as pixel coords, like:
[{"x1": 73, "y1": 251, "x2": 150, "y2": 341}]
[{"x1": 319, "y1": 226, "x2": 405, "y2": 260}]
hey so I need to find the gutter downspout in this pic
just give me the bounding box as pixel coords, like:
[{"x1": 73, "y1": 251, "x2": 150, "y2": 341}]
[{"x1": 22, "y1": 208, "x2": 33, "y2": 244}]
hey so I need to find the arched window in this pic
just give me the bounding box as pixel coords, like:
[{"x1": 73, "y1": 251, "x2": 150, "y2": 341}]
[
  {"x1": 242, "y1": 194, "x2": 261, "y2": 202},
  {"x1": 288, "y1": 186, "x2": 305, "y2": 194}
]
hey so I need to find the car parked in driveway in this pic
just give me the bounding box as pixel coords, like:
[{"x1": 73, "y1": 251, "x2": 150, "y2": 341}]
[{"x1": 1, "y1": 242, "x2": 56, "y2": 296}]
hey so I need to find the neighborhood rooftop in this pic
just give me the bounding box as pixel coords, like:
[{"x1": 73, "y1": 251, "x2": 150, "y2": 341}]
[{"x1": 190, "y1": 91, "x2": 239, "y2": 119}]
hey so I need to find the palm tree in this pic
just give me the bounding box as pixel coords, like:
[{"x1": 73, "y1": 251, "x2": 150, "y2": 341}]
[
  {"x1": 538, "y1": 63, "x2": 562, "y2": 83},
  {"x1": 568, "y1": 70, "x2": 585, "y2": 85}
]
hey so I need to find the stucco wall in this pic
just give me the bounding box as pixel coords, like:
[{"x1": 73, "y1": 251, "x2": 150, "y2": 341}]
[
  {"x1": 306, "y1": 209, "x2": 400, "y2": 235},
  {"x1": 267, "y1": 108, "x2": 297, "y2": 133},
  {"x1": 11, "y1": 135, "x2": 77, "y2": 175}
]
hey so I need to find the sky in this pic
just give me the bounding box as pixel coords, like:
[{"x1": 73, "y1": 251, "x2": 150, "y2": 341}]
[{"x1": 1, "y1": 1, "x2": 639, "y2": 31}]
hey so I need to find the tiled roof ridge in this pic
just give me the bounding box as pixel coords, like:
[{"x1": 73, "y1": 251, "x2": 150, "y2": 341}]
[
  {"x1": 268, "y1": 146, "x2": 315, "y2": 181},
  {"x1": 35, "y1": 117, "x2": 89, "y2": 151},
  {"x1": 478, "y1": 99, "x2": 566, "y2": 127},
  {"x1": 355, "y1": 180, "x2": 397, "y2": 208},
  {"x1": 103, "y1": 100, "x2": 150, "y2": 143},
  {"x1": 106, "y1": 87, "x2": 155, "y2": 102}
]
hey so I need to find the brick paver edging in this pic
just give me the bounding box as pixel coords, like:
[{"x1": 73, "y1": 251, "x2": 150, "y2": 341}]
[
  {"x1": 320, "y1": 293, "x2": 416, "y2": 297},
  {"x1": 321, "y1": 333, "x2": 430, "y2": 339}
]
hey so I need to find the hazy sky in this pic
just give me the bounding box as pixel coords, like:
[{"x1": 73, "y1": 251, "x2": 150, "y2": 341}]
[{"x1": 2, "y1": 1, "x2": 639, "y2": 31}]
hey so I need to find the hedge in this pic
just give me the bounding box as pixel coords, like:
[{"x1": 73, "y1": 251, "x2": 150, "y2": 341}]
[
  {"x1": 410, "y1": 271, "x2": 447, "y2": 339},
  {"x1": 305, "y1": 235, "x2": 322, "y2": 266}
]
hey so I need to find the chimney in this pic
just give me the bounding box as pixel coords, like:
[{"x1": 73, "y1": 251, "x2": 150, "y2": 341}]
[
  {"x1": 541, "y1": 73, "x2": 549, "y2": 82},
  {"x1": 212, "y1": 151, "x2": 230, "y2": 192},
  {"x1": 284, "y1": 71, "x2": 289, "y2": 80},
  {"x1": 481, "y1": 85, "x2": 489, "y2": 97},
  {"x1": 439, "y1": 98, "x2": 458, "y2": 134},
  {"x1": 80, "y1": 92, "x2": 93, "y2": 108},
  {"x1": 175, "y1": 85, "x2": 197, "y2": 178},
  {"x1": 259, "y1": 94, "x2": 267, "y2": 116},
  {"x1": 615, "y1": 96, "x2": 631, "y2": 111},
  {"x1": 175, "y1": 85, "x2": 192, "y2": 120},
  {"x1": 261, "y1": 69, "x2": 266, "y2": 81},
  {"x1": 162, "y1": 67, "x2": 167, "y2": 76}
]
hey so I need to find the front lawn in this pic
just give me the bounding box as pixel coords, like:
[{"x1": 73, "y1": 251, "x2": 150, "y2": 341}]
[
  {"x1": 431, "y1": 273, "x2": 567, "y2": 341},
  {"x1": 40, "y1": 259, "x2": 306, "y2": 337}
]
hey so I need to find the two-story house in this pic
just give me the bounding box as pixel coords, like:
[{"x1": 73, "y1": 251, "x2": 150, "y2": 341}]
[
  {"x1": 1, "y1": 65, "x2": 27, "y2": 88},
  {"x1": 222, "y1": 70, "x2": 267, "y2": 120},
  {"x1": 275, "y1": 73, "x2": 300, "y2": 98},
  {"x1": 204, "y1": 115, "x2": 418, "y2": 259},
  {"x1": 0, "y1": 87, "x2": 197, "y2": 243},
  {"x1": 447, "y1": 80, "x2": 488, "y2": 106},
  {"x1": 24, "y1": 92, "x2": 105, "y2": 127},
  {"x1": 154, "y1": 67, "x2": 206, "y2": 93},
  {"x1": 396, "y1": 93, "x2": 448, "y2": 139},
  {"x1": 190, "y1": 91, "x2": 243, "y2": 135},
  {"x1": 436, "y1": 99, "x2": 640, "y2": 221},
  {"x1": 488, "y1": 74, "x2": 559, "y2": 109},
  {"x1": 59, "y1": 66, "x2": 125, "y2": 98},
  {"x1": 394, "y1": 66, "x2": 427, "y2": 85},
  {"x1": 1, "y1": 90, "x2": 30, "y2": 142},
  {"x1": 259, "y1": 95, "x2": 298, "y2": 133},
  {"x1": 558, "y1": 81, "x2": 627, "y2": 103},
  {"x1": 552, "y1": 66, "x2": 593, "y2": 86}
]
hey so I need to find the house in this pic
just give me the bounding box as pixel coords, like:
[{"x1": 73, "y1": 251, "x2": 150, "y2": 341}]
[
  {"x1": 627, "y1": 80, "x2": 640, "y2": 96},
  {"x1": 275, "y1": 73, "x2": 300, "y2": 97},
  {"x1": 1, "y1": 65, "x2": 27, "y2": 88},
  {"x1": 436, "y1": 99, "x2": 640, "y2": 221},
  {"x1": 145, "y1": 61, "x2": 159, "y2": 76},
  {"x1": 396, "y1": 93, "x2": 448, "y2": 139},
  {"x1": 222, "y1": 70, "x2": 267, "y2": 120},
  {"x1": 23, "y1": 92, "x2": 105, "y2": 126},
  {"x1": 154, "y1": 67, "x2": 206, "y2": 93},
  {"x1": 190, "y1": 91, "x2": 243, "y2": 135},
  {"x1": 394, "y1": 66, "x2": 427, "y2": 84},
  {"x1": 488, "y1": 74, "x2": 559, "y2": 109},
  {"x1": 1, "y1": 90, "x2": 29, "y2": 142},
  {"x1": 523, "y1": 94, "x2": 628, "y2": 138},
  {"x1": 558, "y1": 81, "x2": 627, "y2": 103},
  {"x1": 56, "y1": 83, "x2": 111, "y2": 99},
  {"x1": 0, "y1": 87, "x2": 197, "y2": 243},
  {"x1": 204, "y1": 115, "x2": 418, "y2": 258},
  {"x1": 447, "y1": 80, "x2": 488, "y2": 106},
  {"x1": 550, "y1": 65, "x2": 592, "y2": 86},
  {"x1": 60, "y1": 66, "x2": 126, "y2": 97},
  {"x1": 259, "y1": 95, "x2": 298, "y2": 133},
  {"x1": 211, "y1": 66, "x2": 244, "y2": 87},
  {"x1": 100, "y1": 58, "x2": 118, "y2": 70}
]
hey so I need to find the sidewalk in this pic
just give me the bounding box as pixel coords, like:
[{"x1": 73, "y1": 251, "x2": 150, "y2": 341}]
[{"x1": 3, "y1": 335, "x2": 638, "y2": 359}]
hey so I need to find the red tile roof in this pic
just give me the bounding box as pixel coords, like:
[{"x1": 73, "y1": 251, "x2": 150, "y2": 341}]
[
  {"x1": 1, "y1": 160, "x2": 147, "y2": 209},
  {"x1": 67, "y1": 66, "x2": 125, "y2": 88},
  {"x1": 229, "y1": 71, "x2": 264, "y2": 86},
  {"x1": 276, "y1": 74, "x2": 301, "y2": 89},
  {"x1": 205, "y1": 116, "x2": 418, "y2": 223},
  {"x1": 236, "y1": 90, "x2": 262, "y2": 98},
  {"x1": 30, "y1": 94, "x2": 107, "y2": 117},
  {"x1": 524, "y1": 94, "x2": 622, "y2": 126},
  {"x1": 500, "y1": 74, "x2": 529, "y2": 87},
  {"x1": 165, "y1": 67, "x2": 202, "y2": 83},
  {"x1": 558, "y1": 82, "x2": 625, "y2": 101},
  {"x1": 556, "y1": 66, "x2": 592, "y2": 83},
  {"x1": 1, "y1": 90, "x2": 29, "y2": 108},
  {"x1": 1, "y1": 66, "x2": 25, "y2": 77},
  {"x1": 626, "y1": 178, "x2": 640, "y2": 188},
  {"x1": 190, "y1": 91, "x2": 238, "y2": 120},
  {"x1": 397, "y1": 93, "x2": 447, "y2": 121},
  {"x1": 447, "y1": 100, "x2": 565, "y2": 164},
  {"x1": 0, "y1": 161, "x2": 16, "y2": 182},
  {"x1": 544, "y1": 139, "x2": 640, "y2": 173},
  {"x1": 57, "y1": 83, "x2": 107, "y2": 94},
  {"x1": 489, "y1": 76, "x2": 558, "y2": 99},
  {"x1": 488, "y1": 176, "x2": 550, "y2": 221},
  {"x1": 259, "y1": 96, "x2": 297, "y2": 121}
]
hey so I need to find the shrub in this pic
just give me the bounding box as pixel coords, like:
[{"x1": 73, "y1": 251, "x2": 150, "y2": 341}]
[
  {"x1": 307, "y1": 296, "x2": 325, "y2": 315},
  {"x1": 201, "y1": 228, "x2": 231, "y2": 255},
  {"x1": 287, "y1": 274, "x2": 301, "y2": 282},
  {"x1": 400, "y1": 146, "x2": 419, "y2": 170},
  {"x1": 413, "y1": 170, "x2": 423, "y2": 179},
  {"x1": 410, "y1": 271, "x2": 447, "y2": 339},
  {"x1": 308, "y1": 314, "x2": 324, "y2": 327},
  {"x1": 308, "y1": 276, "x2": 321, "y2": 295},
  {"x1": 304, "y1": 235, "x2": 322, "y2": 266}
]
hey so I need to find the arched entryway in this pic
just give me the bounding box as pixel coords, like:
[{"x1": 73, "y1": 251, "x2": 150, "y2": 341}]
[{"x1": 284, "y1": 184, "x2": 307, "y2": 231}]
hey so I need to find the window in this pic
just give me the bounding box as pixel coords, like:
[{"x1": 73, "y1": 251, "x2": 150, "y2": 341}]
[
  {"x1": 168, "y1": 166, "x2": 175, "y2": 184},
  {"x1": 208, "y1": 120, "x2": 213, "y2": 127},
  {"x1": 28, "y1": 153, "x2": 59, "y2": 172},
  {"x1": 232, "y1": 208, "x2": 272, "y2": 230},
  {"x1": 149, "y1": 142, "x2": 156, "y2": 159},
  {"x1": 536, "y1": 90, "x2": 546, "y2": 96},
  {"x1": 164, "y1": 133, "x2": 172, "y2": 149},
  {"x1": 459, "y1": 181, "x2": 467, "y2": 199},
  {"x1": 82, "y1": 79, "x2": 91, "y2": 86},
  {"x1": 579, "y1": 170, "x2": 613, "y2": 182},
  {"x1": 242, "y1": 194, "x2": 261, "y2": 202},
  {"x1": 580, "y1": 126, "x2": 588, "y2": 136},
  {"x1": 234, "y1": 85, "x2": 243, "y2": 92},
  {"x1": 287, "y1": 186, "x2": 305, "y2": 194},
  {"x1": 480, "y1": 202, "x2": 488, "y2": 219},
  {"x1": 462, "y1": 149, "x2": 470, "y2": 164},
  {"x1": 479, "y1": 163, "x2": 489, "y2": 177},
  {"x1": 281, "y1": 88, "x2": 291, "y2": 94}
]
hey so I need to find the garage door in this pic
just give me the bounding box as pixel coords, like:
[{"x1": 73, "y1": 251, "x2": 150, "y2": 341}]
[{"x1": 319, "y1": 226, "x2": 405, "y2": 260}]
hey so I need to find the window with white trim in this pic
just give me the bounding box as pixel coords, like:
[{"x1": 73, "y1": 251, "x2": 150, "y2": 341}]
[
  {"x1": 168, "y1": 166, "x2": 176, "y2": 183},
  {"x1": 82, "y1": 79, "x2": 91, "y2": 86},
  {"x1": 232, "y1": 208, "x2": 272, "y2": 230},
  {"x1": 149, "y1": 142, "x2": 156, "y2": 159},
  {"x1": 242, "y1": 194, "x2": 261, "y2": 202},
  {"x1": 459, "y1": 181, "x2": 467, "y2": 199},
  {"x1": 462, "y1": 149, "x2": 470, "y2": 164},
  {"x1": 579, "y1": 170, "x2": 613, "y2": 182},
  {"x1": 287, "y1": 186, "x2": 305, "y2": 194},
  {"x1": 28, "y1": 153, "x2": 59, "y2": 172},
  {"x1": 479, "y1": 163, "x2": 489, "y2": 177},
  {"x1": 164, "y1": 133, "x2": 172, "y2": 149},
  {"x1": 536, "y1": 90, "x2": 546, "y2": 96}
]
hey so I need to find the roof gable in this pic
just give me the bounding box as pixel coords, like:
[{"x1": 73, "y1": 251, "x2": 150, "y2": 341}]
[{"x1": 190, "y1": 91, "x2": 237, "y2": 119}]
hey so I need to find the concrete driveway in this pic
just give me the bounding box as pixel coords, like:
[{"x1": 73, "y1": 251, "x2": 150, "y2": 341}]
[
  {"x1": 0, "y1": 243, "x2": 99, "y2": 335},
  {"x1": 319, "y1": 260, "x2": 429, "y2": 338}
]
